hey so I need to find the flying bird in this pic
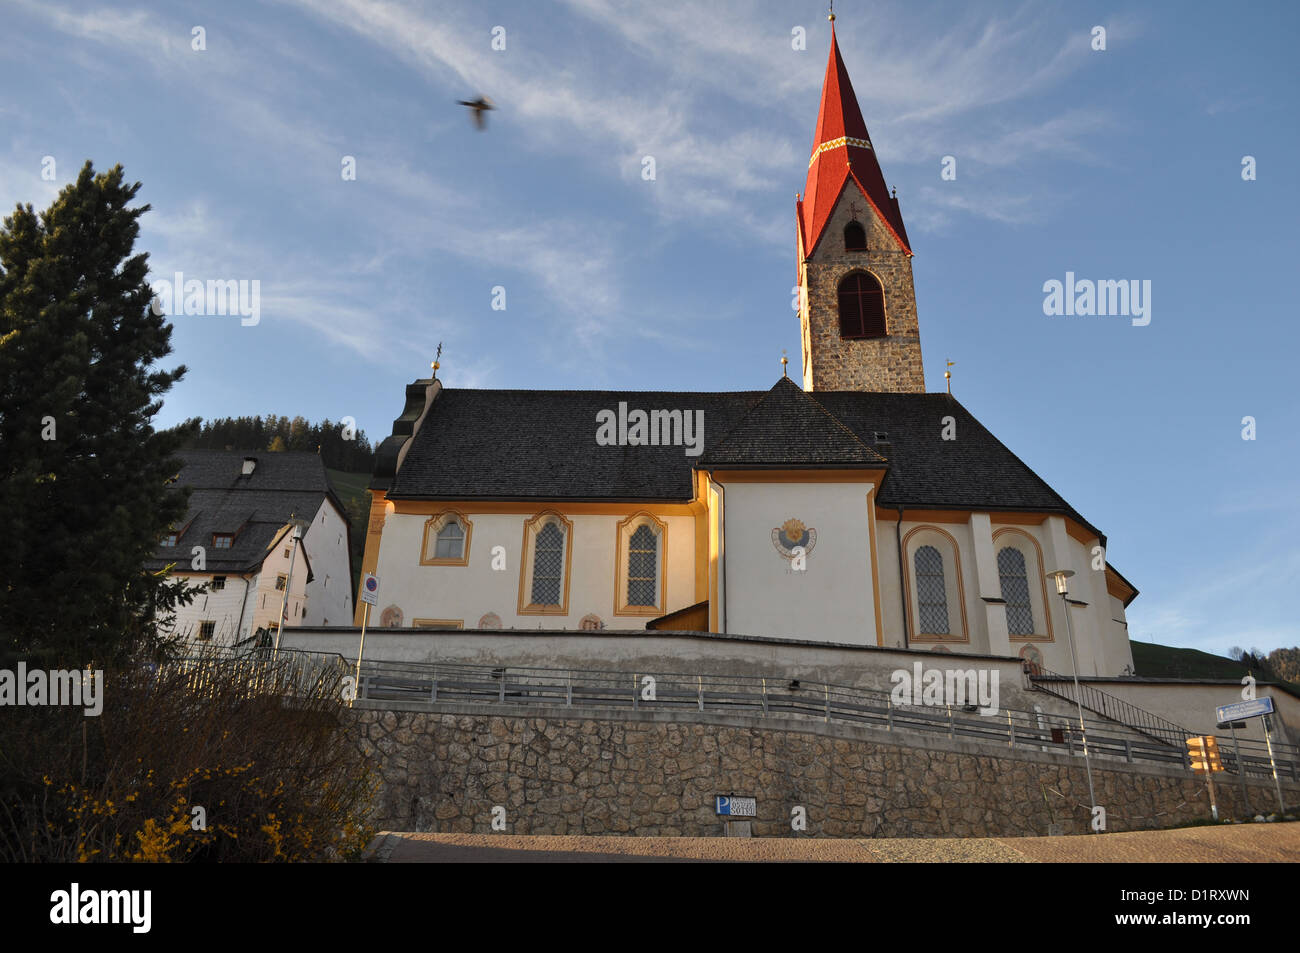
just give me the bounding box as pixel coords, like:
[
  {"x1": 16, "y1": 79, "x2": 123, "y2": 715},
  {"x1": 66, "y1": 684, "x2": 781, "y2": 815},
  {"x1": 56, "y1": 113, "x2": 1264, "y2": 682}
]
[{"x1": 457, "y1": 95, "x2": 495, "y2": 130}]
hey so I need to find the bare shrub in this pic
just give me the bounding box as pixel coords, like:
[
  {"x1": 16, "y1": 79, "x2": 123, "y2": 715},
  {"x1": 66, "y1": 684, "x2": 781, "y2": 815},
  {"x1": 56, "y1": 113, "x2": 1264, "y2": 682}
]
[{"x1": 0, "y1": 648, "x2": 375, "y2": 862}]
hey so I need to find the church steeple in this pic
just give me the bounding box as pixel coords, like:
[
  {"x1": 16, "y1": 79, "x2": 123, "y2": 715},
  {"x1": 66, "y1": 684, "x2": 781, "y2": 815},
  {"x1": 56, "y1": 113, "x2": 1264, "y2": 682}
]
[
  {"x1": 796, "y1": 22, "x2": 924, "y2": 394},
  {"x1": 798, "y1": 24, "x2": 910, "y2": 258}
]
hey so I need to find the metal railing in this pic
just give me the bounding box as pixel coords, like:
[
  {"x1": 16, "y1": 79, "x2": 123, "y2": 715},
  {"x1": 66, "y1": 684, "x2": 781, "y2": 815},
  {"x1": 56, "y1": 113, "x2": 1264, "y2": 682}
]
[
  {"x1": 335, "y1": 657, "x2": 1299, "y2": 782},
  {"x1": 1028, "y1": 666, "x2": 1193, "y2": 749}
]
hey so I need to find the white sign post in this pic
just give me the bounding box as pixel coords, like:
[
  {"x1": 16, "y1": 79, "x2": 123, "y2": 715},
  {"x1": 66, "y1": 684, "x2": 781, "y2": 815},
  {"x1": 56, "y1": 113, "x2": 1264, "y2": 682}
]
[
  {"x1": 1215, "y1": 696, "x2": 1285, "y2": 816},
  {"x1": 355, "y1": 574, "x2": 379, "y2": 705}
]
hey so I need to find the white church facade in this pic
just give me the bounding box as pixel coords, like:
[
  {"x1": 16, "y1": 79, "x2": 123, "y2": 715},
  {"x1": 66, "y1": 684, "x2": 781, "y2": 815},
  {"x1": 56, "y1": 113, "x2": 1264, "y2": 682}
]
[{"x1": 346, "y1": 25, "x2": 1139, "y2": 680}]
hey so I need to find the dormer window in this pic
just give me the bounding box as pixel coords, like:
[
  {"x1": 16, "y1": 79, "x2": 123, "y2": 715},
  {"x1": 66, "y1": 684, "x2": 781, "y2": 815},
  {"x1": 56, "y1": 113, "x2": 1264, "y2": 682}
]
[
  {"x1": 160, "y1": 533, "x2": 178, "y2": 547},
  {"x1": 212, "y1": 534, "x2": 234, "y2": 549},
  {"x1": 844, "y1": 220, "x2": 867, "y2": 251}
]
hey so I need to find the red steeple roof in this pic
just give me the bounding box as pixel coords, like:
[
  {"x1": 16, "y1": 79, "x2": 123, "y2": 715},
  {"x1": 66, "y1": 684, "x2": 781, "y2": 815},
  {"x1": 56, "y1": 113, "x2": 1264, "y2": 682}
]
[{"x1": 798, "y1": 25, "x2": 910, "y2": 257}]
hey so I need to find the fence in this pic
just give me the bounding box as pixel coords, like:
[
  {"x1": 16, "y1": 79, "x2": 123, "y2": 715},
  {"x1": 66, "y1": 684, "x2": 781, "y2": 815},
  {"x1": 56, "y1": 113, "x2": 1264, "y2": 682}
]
[
  {"x1": 337, "y1": 656, "x2": 1299, "y2": 783},
  {"x1": 1028, "y1": 667, "x2": 1192, "y2": 749}
]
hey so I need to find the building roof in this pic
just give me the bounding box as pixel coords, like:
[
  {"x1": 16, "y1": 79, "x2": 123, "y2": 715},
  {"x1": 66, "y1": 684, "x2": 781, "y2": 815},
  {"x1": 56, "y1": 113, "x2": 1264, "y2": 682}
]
[
  {"x1": 798, "y1": 25, "x2": 910, "y2": 257},
  {"x1": 698, "y1": 377, "x2": 886, "y2": 467},
  {"x1": 146, "y1": 450, "x2": 340, "y2": 575},
  {"x1": 383, "y1": 379, "x2": 1103, "y2": 542}
]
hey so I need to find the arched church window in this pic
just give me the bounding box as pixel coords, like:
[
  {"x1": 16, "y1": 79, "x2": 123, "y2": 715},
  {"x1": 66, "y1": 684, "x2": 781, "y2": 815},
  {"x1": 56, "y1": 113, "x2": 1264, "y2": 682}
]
[
  {"x1": 837, "y1": 271, "x2": 885, "y2": 339},
  {"x1": 435, "y1": 518, "x2": 465, "y2": 560},
  {"x1": 914, "y1": 545, "x2": 949, "y2": 635},
  {"x1": 519, "y1": 511, "x2": 572, "y2": 615},
  {"x1": 421, "y1": 510, "x2": 473, "y2": 566},
  {"x1": 843, "y1": 220, "x2": 867, "y2": 250},
  {"x1": 998, "y1": 547, "x2": 1035, "y2": 636},
  {"x1": 615, "y1": 512, "x2": 667, "y2": 616},
  {"x1": 627, "y1": 524, "x2": 659, "y2": 607},
  {"x1": 530, "y1": 522, "x2": 566, "y2": 607}
]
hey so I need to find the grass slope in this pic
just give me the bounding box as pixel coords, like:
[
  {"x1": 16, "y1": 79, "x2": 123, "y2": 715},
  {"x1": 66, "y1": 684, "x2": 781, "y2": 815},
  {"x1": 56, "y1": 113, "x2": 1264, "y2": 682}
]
[{"x1": 326, "y1": 468, "x2": 371, "y2": 600}]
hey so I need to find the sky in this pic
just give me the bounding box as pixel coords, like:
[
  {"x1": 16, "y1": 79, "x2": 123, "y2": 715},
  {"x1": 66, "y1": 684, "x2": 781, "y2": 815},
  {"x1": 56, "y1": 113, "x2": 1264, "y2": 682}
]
[{"x1": 2, "y1": 0, "x2": 1298, "y2": 659}]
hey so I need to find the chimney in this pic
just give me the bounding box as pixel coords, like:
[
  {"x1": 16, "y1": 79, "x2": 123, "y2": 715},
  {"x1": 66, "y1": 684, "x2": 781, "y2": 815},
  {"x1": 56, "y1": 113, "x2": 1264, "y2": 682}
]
[{"x1": 241, "y1": 456, "x2": 258, "y2": 476}]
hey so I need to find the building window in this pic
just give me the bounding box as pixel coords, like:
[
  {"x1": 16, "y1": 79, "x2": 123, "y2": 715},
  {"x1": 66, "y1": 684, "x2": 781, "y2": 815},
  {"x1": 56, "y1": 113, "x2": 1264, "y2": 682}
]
[
  {"x1": 518, "y1": 512, "x2": 573, "y2": 615},
  {"x1": 436, "y1": 520, "x2": 465, "y2": 559},
  {"x1": 212, "y1": 576, "x2": 226, "y2": 591},
  {"x1": 212, "y1": 534, "x2": 234, "y2": 549},
  {"x1": 902, "y1": 526, "x2": 969, "y2": 642},
  {"x1": 844, "y1": 220, "x2": 867, "y2": 251},
  {"x1": 914, "y1": 545, "x2": 949, "y2": 635},
  {"x1": 837, "y1": 271, "x2": 886, "y2": 339},
  {"x1": 198, "y1": 621, "x2": 215, "y2": 641},
  {"x1": 160, "y1": 533, "x2": 178, "y2": 547},
  {"x1": 531, "y1": 523, "x2": 564, "y2": 605},
  {"x1": 275, "y1": 574, "x2": 288, "y2": 591},
  {"x1": 998, "y1": 547, "x2": 1034, "y2": 636},
  {"x1": 614, "y1": 513, "x2": 667, "y2": 616},
  {"x1": 421, "y1": 510, "x2": 473, "y2": 566},
  {"x1": 627, "y1": 526, "x2": 658, "y2": 606}
]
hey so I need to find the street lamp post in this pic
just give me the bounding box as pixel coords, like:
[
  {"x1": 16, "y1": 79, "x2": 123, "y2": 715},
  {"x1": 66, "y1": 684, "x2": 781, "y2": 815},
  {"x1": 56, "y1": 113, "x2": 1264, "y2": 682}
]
[{"x1": 1046, "y1": 568, "x2": 1098, "y2": 831}]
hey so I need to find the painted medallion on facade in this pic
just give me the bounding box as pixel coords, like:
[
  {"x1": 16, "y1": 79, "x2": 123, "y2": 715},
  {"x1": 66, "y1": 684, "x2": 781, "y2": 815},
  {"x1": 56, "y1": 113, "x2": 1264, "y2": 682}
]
[{"x1": 771, "y1": 518, "x2": 817, "y2": 560}]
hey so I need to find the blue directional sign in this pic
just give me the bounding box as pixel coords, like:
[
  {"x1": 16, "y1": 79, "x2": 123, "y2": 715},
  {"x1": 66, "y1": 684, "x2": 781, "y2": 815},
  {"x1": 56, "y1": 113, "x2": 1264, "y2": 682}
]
[{"x1": 1215, "y1": 696, "x2": 1274, "y2": 724}]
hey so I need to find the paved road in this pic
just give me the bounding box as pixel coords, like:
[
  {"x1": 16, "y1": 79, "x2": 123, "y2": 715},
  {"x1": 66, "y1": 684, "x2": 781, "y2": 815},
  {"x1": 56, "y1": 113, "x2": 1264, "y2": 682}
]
[{"x1": 365, "y1": 822, "x2": 1299, "y2": 863}]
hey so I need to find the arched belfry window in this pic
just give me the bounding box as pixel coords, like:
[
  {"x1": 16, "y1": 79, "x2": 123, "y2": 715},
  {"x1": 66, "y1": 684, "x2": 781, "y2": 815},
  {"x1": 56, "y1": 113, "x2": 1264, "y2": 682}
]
[
  {"x1": 837, "y1": 271, "x2": 885, "y2": 339},
  {"x1": 914, "y1": 545, "x2": 949, "y2": 635},
  {"x1": 844, "y1": 220, "x2": 866, "y2": 251}
]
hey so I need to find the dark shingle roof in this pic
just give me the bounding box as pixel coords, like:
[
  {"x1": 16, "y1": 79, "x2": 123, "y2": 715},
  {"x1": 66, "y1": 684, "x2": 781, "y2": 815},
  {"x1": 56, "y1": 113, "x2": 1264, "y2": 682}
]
[
  {"x1": 698, "y1": 378, "x2": 886, "y2": 467},
  {"x1": 146, "y1": 451, "x2": 335, "y2": 574},
  {"x1": 388, "y1": 389, "x2": 763, "y2": 500},
  {"x1": 385, "y1": 381, "x2": 1102, "y2": 541}
]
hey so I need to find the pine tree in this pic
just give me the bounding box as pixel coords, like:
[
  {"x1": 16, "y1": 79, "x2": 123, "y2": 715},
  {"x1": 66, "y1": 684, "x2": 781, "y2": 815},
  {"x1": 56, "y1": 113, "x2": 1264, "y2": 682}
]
[{"x1": 0, "y1": 162, "x2": 193, "y2": 667}]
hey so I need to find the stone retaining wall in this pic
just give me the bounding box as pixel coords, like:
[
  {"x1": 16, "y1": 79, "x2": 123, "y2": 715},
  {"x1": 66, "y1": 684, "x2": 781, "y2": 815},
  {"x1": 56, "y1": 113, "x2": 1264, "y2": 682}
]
[{"x1": 351, "y1": 703, "x2": 1298, "y2": 838}]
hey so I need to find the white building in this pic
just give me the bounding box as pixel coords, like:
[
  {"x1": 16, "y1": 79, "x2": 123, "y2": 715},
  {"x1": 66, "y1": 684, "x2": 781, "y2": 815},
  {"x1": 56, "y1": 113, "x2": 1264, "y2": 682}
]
[{"x1": 148, "y1": 450, "x2": 354, "y2": 646}]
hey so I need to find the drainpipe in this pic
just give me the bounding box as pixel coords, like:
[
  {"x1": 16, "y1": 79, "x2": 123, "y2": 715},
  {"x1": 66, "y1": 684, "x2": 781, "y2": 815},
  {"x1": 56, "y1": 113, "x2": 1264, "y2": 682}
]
[{"x1": 896, "y1": 504, "x2": 909, "y2": 650}]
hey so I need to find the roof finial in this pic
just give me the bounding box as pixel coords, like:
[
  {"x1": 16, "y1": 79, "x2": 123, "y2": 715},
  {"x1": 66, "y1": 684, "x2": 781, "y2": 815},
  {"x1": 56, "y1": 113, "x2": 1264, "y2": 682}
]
[
  {"x1": 781, "y1": 349, "x2": 789, "y2": 378},
  {"x1": 945, "y1": 359, "x2": 955, "y2": 395},
  {"x1": 828, "y1": 1, "x2": 835, "y2": 22},
  {"x1": 431, "y1": 341, "x2": 443, "y2": 379}
]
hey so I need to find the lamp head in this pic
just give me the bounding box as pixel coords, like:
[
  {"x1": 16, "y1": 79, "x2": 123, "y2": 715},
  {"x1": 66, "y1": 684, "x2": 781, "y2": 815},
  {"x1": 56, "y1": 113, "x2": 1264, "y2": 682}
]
[{"x1": 1046, "y1": 569, "x2": 1075, "y2": 595}]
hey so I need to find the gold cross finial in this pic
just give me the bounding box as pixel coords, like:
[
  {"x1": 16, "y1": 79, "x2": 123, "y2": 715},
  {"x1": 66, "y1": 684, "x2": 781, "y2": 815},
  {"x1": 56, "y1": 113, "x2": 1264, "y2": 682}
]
[
  {"x1": 781, "y1": 349, "x2": 789, "y2": 378},
  {"x1": 431, "y1": 341, "x2": 443, "y2": 377},
  {"x1": 828, "y1": 1, "x2": 835, "y2": 22},
  {"x1": 945, "y1": 359, "x2": 955, "y2": 394}
]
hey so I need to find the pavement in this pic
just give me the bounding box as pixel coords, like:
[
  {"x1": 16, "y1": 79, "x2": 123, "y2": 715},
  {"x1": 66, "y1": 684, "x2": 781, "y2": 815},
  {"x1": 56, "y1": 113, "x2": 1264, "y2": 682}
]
[{"x1": 363, "y1": 821, "x2": 1300, "y2": 863}]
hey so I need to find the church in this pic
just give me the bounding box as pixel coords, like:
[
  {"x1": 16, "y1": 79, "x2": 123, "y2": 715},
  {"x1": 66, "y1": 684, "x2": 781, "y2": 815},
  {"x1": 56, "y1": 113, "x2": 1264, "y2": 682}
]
[{"x1": 348, "y1": 23, "x2": 1139, "y2": 680}]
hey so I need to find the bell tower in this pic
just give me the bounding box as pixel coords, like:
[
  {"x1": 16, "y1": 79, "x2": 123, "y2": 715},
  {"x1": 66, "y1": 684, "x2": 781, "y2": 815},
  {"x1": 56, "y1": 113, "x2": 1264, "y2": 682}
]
[{"x1": 796, "y1": 21, "x2": 924, "y2": 393}]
